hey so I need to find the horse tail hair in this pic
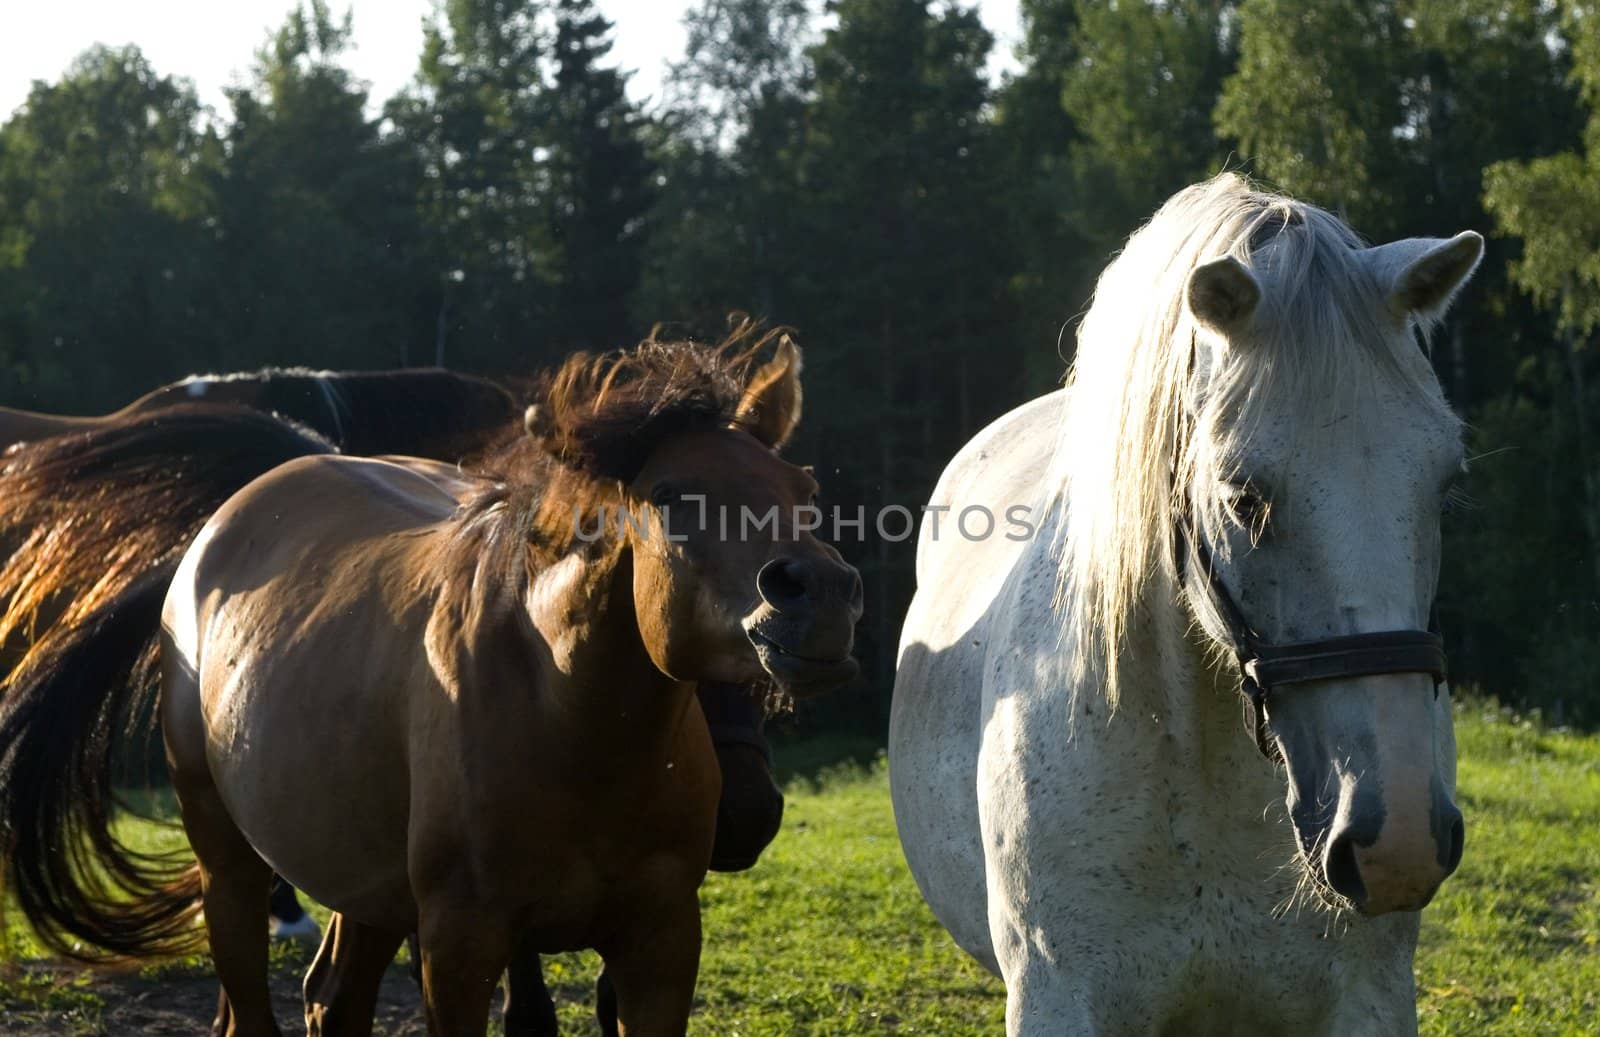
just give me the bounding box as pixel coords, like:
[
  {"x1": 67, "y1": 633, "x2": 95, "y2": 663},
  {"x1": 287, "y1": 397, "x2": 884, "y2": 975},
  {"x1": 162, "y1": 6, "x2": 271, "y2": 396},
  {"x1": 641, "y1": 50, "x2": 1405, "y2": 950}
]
[
  {"x1": 0, "y1": 404, "x2": 336, "y2": 681},
  {"x1": 0, "y1": 563, "x2": 202, "y2": 960},
  {"x1": 0, "y1": 405, "x2": 335, "y2": 960}
]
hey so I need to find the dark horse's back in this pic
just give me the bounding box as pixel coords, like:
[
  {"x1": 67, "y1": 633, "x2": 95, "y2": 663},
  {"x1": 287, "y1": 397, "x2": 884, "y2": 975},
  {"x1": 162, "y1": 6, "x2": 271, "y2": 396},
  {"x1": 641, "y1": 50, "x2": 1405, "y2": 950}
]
[{"x1": 126, "y1": 367, "x2": 519, "y2": 461}]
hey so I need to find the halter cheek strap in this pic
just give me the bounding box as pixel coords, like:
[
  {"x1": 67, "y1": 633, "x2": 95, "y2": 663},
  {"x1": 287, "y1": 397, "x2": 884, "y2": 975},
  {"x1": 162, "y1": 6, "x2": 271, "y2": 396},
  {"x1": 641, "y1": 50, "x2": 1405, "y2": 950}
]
[{"x1": 1175, "y1": 511, "x2": 1448, "y2": 761}]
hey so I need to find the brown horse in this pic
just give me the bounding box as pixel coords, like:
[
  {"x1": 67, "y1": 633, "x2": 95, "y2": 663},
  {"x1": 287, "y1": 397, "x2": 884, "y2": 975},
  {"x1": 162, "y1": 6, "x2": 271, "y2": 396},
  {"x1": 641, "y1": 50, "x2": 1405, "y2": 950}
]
[
  {"x1": 0, "y1": 377, "x2": 787, "y2": 1034},
  {"x1": 0, "y1": 333, "x2": 861, "y2": 1036},
  {"x1": 380, "y1": 458, "x2": 788, "y2": 1037},
  {"x1": 0, "y1": 366, "x2": 518, "y2": 458}
]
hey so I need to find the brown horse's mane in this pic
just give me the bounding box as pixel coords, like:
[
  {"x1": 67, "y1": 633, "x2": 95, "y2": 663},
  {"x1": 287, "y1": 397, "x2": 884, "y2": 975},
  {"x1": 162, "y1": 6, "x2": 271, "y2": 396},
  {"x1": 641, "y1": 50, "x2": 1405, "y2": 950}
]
[{"x1": 437, "y1": 317, "x2": 795, "y2": 630}]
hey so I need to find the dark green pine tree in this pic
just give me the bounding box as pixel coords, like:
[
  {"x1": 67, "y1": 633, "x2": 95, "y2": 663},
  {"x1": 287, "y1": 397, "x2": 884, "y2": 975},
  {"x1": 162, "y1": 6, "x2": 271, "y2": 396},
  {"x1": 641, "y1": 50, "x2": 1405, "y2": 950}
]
[
  {"x1": 541, "y1": 0, "x2": 656, "y2": 351},
  {"x1": 638, "y1": 0, "x2": 813, "y2": 329},
  {"x1": 1063, "y1": 0, "x2": 1238, "y2": 248},
  {"x1": 387, "y1": 0, "x2": 552, "y2": 371},
  {"x1": 794, "y1": 0, "x2": 1012, "y2": 703},
  {"x1": 996, "y1": 0, "x2": 1237, "y2": 388},
  {"x1": 1474, "y1": 2, "x2": 1600, "y2": 711},
  {"x1": 216, "y1": 1, "x2": 432, "y2": 371},
  {"x1": 994, "y1": 0, "x2": 1087, "y2": 389}
]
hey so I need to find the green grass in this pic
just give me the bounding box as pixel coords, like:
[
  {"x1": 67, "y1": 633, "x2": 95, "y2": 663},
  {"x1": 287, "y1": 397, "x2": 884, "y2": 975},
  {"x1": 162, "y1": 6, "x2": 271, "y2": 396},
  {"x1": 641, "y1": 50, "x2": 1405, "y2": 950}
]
[
  {"x1": 3, "y1": 705, "x2": 1598, "y2": 1034},
  {"x1": 1415, "y1": 702, "x2": 1600, "y2": 1035}
]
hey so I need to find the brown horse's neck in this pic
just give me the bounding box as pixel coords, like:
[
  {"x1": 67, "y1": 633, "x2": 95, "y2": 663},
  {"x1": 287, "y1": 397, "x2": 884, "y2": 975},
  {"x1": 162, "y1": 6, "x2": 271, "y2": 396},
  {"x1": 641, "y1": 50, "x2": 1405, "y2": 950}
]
[{"x1": 522, "y1": 539, "x2": 695, "y2": 745}]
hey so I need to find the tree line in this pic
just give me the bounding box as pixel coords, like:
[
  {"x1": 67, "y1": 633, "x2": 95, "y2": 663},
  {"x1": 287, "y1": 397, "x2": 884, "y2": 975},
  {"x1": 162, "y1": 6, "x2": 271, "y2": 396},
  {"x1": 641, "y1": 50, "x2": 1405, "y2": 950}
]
[{"x1": 1, "y1": 0, "x2": 1596, "y2": 727}]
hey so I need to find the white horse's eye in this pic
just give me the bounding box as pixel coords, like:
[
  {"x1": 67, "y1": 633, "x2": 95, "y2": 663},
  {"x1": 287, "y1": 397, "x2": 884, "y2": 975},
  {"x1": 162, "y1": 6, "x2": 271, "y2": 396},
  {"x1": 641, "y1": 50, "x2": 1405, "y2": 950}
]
[{"x1": 1222, "y1": 482, "x2": 1269, "y2": 529}]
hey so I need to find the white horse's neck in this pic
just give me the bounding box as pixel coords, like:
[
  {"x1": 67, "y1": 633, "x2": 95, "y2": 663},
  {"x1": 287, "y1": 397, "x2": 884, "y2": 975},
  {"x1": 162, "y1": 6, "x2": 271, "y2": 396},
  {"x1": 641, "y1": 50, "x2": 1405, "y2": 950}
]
[{"x1": 1095, "y1": 557, "x2": 1279, "y2": 788}]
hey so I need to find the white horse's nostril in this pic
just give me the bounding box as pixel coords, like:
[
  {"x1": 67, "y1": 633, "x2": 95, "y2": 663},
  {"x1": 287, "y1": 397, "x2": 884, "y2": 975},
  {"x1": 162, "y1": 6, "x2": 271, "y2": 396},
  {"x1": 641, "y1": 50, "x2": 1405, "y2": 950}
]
[{"x1": 1324, "y1": 831, "x2": 1366, "y2": 904}]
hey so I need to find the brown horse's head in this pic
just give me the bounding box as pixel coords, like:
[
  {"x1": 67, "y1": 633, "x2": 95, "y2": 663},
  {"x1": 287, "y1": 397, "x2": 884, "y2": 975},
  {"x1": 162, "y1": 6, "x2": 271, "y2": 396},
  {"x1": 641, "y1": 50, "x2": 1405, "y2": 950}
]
[{"x1": 538, "y1": 323, "x2": 862, "y2": 697}]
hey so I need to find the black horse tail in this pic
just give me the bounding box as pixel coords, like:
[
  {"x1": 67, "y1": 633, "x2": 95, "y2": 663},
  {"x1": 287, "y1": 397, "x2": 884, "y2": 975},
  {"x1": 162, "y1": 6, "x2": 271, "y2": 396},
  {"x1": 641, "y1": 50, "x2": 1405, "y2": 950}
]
[
  {"x1": 0, "y1": 405, "x2": 335, "y2": 960},
  {"x1": 0, "y1": 404, "x2": 336, "y2": 680},
  {"x1": 0, "y1": 564, "x2": 203, "y2": 959}
]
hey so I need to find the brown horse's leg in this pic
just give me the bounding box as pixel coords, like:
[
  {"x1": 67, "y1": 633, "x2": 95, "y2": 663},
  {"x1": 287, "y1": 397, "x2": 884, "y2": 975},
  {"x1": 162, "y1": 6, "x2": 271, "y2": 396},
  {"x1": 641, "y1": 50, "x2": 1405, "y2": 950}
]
[
  {"x1": 416, "y1": 904, "x2": 513, "y2": 1037},
  {"x1": 598, "y1": 892, "x2": 701, "y2": 1037},
  {"x1": 502, "y1": 936, "x2": 559, "y2": 1037},
  {"x1": 174, "y1": 775, "x2": 282, "y2": 1037},
  {"x1": 303, "y1": 912, "x2": 405, "y2": 1037}
]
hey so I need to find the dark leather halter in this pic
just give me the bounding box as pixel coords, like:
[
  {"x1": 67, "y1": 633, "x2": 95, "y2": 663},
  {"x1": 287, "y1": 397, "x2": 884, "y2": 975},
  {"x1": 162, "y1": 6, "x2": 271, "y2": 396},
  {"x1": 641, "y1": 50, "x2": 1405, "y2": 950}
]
[{"x1": 1175, "y1": 489, "x2": 1448, "y2": 761}]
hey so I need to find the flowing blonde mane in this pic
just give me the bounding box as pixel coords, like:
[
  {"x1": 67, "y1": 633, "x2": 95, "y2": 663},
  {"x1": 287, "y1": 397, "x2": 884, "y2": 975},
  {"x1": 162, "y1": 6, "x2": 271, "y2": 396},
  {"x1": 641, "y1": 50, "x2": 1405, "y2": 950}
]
[{"x1": 1051, "y1": 173, "x2": 1459, "y2": 701}]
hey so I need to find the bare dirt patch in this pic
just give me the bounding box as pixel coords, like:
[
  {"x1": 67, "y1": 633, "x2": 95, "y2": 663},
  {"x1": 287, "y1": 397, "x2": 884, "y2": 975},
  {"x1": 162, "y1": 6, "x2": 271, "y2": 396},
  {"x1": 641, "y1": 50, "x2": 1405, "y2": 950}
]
[{"x1": 0, "y1": 960, "x2": 428, "y2": 1036}]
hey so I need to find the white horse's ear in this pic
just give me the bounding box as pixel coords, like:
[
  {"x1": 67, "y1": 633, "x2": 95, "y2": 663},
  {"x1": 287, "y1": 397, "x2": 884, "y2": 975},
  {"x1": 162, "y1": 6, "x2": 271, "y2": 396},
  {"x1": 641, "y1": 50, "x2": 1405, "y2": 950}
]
[
  {"x1": 1365, "y1": 231, "x2": 1484, "y2": 324},
  {"x1": 735, "y1": 337, "x2": 803, "y2": 449},
  {"x1": 1188, "y1": 256, "x2": 1262, "y2": 337}
]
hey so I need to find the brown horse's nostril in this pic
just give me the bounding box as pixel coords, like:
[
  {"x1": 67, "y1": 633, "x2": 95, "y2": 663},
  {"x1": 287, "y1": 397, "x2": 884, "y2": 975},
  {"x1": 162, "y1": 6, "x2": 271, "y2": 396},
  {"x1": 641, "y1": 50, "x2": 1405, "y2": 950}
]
[
  {"x1": 757, "y1": 558, "x2": 810, "y2": 610},
  {"x1": 757, "y1": 556, "x2": 864, "y2": 613}
]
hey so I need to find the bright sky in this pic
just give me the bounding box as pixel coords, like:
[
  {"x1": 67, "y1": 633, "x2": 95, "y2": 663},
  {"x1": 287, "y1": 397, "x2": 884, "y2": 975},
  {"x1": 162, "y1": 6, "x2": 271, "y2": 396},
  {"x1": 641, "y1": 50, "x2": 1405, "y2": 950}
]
[{"x1": 0, "y1": 1, "x2": 1024, "y2": 121}]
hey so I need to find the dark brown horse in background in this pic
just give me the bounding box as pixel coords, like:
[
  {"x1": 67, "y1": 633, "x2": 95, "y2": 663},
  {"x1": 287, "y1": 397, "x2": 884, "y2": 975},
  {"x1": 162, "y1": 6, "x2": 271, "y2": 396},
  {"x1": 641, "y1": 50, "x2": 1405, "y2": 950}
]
[
  {"x1": 0, "y1": 367, "x2": 518, "y2": 682},
  {"x1": 0, "y1": 332, "x2": 852, "y2": 1034},
  {"x1": 0, "y1": 366, "x2": 519, "y2": 459}
]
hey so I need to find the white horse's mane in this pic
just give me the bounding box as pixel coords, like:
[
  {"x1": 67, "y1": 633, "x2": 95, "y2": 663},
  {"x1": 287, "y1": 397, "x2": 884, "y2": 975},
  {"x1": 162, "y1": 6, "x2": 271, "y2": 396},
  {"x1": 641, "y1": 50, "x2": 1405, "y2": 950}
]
[{"x1": 1050, "y1": 173, "x2": 1460, "y2": 701}]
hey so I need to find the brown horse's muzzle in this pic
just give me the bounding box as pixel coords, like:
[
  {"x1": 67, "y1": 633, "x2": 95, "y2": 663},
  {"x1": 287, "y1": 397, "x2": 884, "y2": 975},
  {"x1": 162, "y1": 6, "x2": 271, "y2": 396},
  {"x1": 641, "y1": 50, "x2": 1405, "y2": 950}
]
[{"x1": 743, "y1": 555, "x2": 863, "y2": 695}]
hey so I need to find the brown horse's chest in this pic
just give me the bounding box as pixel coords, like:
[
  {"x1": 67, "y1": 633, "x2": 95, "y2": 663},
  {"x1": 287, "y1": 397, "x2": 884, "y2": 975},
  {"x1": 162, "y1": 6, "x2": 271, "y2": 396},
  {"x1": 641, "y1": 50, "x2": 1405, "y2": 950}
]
[{"x1": 410, "y1": 697, "x2": 720, "y2": 946}]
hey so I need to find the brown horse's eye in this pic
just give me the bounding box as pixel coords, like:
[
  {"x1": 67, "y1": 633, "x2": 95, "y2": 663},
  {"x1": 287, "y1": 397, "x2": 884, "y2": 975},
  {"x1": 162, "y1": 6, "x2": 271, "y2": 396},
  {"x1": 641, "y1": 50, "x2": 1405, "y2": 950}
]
[{"x1": 651, "y1": 483, "x2": 683, "y2": 507}]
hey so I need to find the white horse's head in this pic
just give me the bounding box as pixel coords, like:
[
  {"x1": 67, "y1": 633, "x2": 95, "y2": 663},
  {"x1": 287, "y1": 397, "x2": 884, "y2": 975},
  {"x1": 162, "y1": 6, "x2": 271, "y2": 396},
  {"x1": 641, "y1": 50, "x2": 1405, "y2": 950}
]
[{"x1": 1056, "y1": 174, "x2": 1481, "y2": 916}]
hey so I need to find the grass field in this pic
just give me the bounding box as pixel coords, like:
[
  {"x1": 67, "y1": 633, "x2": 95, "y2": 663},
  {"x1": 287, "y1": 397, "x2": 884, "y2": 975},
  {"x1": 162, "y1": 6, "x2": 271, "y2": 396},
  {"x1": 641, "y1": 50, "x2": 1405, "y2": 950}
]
[{"x1": 2, "y1": 702, "x2": 1597, "y2": 1035}]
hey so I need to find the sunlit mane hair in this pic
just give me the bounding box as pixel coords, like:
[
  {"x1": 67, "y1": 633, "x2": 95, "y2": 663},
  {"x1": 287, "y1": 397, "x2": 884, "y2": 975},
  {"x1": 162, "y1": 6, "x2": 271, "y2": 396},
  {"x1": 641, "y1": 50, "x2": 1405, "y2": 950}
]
[
  {"x1": 440, "y1": 317, "x2": 795, "y2": 626},
  {"x1": 1051, "y1": 173, "x2": 1460, "y2": 702}
]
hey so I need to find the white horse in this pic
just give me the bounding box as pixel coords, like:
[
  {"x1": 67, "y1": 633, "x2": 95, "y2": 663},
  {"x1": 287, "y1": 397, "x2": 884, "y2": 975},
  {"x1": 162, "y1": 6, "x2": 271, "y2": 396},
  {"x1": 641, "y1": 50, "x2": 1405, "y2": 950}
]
[{"x1": 890, "y1": 174, "x2": 1483, "y2": 1035}]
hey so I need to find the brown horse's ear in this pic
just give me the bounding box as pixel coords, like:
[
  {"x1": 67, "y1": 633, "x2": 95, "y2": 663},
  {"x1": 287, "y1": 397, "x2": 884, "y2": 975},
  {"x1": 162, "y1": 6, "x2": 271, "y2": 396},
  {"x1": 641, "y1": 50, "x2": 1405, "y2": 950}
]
[{"x1": 735, "y1": 338, "x2": 803, "y2": 449}]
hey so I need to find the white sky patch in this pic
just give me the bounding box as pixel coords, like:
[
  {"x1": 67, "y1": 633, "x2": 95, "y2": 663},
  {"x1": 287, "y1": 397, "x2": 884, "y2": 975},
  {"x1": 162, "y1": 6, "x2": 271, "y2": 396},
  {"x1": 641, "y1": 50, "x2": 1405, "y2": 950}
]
[{"x1": 0, "y1": 0, "x2": 1023, "y2": 122}]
